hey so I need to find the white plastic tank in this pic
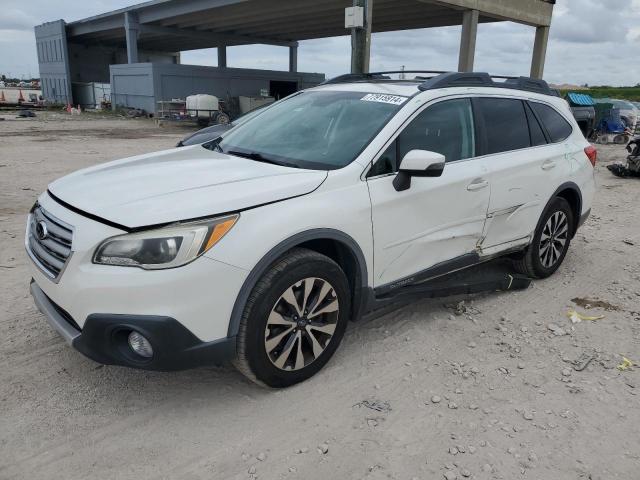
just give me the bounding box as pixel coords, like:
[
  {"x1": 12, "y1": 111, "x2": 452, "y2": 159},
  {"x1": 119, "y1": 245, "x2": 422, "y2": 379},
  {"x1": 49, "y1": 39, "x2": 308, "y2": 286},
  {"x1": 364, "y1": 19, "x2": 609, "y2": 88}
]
[{"x1": 186, "y1": 94, "x2": 219, "y2": 118}]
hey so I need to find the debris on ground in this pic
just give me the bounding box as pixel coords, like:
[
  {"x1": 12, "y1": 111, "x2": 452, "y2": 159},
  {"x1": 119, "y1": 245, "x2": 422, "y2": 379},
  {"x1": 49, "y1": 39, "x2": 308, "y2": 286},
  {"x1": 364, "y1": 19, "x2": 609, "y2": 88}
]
[
  {"x1": 563, "y1": 351, "x2": 596, "y2": 371},
  {"x1": 567, "y1": 309, "x2": 605, "y2": 323},
  {"x1": 446, "y1": 300, "x2": 469, "y2": 316},
  {"x1": 126, "y1": 108, "x2": 148, "y2": 118},
  {"x1": 444, "y1": 300, "x2": 483, "y2": 317},
  {"x1": 607, "y1": 163, "x2": 640, "y2": 177},
  {"x1": 547, "y1": 323, "x2": 568, "y2": 336},
  {"x1": 623, "y1": 239, "x2": 635, "y2": 246},
  {"x1": 354, "y1": 399, "x2": 392, "y2": 413},
  {"x1": 617, "y1": 357, "x2": 635, "y2": 371},
  {"x1": 16, "y1": 110, "x2": 36, "y2": 118},
  {"x1": 571, "y1": 297, "x2": 620, "y2": 311}
]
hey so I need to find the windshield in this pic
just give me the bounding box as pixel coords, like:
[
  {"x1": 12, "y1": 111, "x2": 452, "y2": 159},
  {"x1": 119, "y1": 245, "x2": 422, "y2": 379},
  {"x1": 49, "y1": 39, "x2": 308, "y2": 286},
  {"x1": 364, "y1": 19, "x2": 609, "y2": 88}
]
[{"x1": 214, "y1": 90, "x2": 406, "y2": 170}]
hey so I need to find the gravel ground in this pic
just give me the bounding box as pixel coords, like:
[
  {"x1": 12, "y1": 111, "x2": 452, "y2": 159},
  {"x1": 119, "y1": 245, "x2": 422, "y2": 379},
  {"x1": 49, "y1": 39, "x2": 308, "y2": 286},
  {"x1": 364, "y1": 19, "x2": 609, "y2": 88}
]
[{"x1": 1, "y1": 112, "x2": 639, "y2": 480}]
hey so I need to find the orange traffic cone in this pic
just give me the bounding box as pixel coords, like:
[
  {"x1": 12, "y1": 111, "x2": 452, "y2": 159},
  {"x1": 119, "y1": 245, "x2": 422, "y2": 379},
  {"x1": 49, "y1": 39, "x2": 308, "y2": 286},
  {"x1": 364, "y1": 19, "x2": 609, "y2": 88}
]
[
  {"x1": 0, "y1": 90, "x2": 5, "y2": 102},
  {"x1": 66, "y1": 103, "x2": 72, "y2": 113},
  {"x1": 18, "y1": 89, "x2": 25, "y2": 103}
]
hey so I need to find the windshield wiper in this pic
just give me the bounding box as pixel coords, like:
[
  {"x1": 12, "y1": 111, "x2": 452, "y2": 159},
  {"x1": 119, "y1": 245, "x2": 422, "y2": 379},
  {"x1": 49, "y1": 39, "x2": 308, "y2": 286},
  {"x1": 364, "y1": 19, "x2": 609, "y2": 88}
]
[{"x1": 227, "y1": 150, "x2": 297, "y2": 168}]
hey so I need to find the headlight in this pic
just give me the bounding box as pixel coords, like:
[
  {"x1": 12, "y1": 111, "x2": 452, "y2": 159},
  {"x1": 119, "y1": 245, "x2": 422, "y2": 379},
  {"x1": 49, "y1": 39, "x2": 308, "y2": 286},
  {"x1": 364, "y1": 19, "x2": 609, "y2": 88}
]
[{"x1": 93, "y1": 215, "x2": 238, "y2": 269}]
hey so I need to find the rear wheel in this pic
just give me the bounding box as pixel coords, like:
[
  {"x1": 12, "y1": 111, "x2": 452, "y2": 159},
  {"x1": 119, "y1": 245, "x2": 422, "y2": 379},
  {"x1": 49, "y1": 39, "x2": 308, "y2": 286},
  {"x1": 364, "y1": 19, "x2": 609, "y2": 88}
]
[
  {"x1": 234, "y1": 249, "x2": 350, "y2": 388},
  {"x1": 514, "y1": 197, "x2": 574, "y2": 279}
]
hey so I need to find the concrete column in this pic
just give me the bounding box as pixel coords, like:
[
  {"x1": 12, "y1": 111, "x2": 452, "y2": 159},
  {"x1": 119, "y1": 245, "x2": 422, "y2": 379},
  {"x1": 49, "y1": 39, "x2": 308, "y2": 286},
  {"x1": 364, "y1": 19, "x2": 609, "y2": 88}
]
[
  {"x1": 458, "y1": 9, "x2": 479, "y2": 72},
  {"x1": 530, "y1": 26, "x2": 550, "y2": 79},
  {"x1": 218, "y1": 46, "x2": 227, "y2": 68},
  {"x1": 351, "y1": 0, "x2": 373, "y2": 74},
  {"x1": 289, "y1": 44, "x2": 298, "y2": 73},
  {"x1": 124, "y1": 12, "x2": 139, "y2": 64}
]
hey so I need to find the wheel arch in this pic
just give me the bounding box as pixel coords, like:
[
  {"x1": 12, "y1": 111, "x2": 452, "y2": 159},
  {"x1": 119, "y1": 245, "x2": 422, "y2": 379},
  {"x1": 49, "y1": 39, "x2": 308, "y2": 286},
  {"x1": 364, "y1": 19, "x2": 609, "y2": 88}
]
[
  {"x1": 227, "y1": 229, "x2": 369, "y2": 338},
  {"x1": 552, "y1": 182, "x2": 582, "y2": 238}
]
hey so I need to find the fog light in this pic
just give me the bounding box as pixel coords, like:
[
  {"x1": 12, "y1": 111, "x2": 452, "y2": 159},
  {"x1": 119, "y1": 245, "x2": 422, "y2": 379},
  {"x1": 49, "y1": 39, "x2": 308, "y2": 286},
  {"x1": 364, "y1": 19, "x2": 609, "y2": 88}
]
[{"x1": 128, "y1": 331, "x2": 153, "y2": 358}]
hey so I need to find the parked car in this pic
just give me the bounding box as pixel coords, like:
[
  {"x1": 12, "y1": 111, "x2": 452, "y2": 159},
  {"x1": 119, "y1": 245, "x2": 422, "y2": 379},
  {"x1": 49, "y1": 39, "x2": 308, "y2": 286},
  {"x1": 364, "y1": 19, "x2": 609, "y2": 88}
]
[
  {"x1": 27, "y1": 72, "x2": 596, "y2": 387},
  {"x1": 176, "y1": 104, "x2": 270, "y2": 147},
  {"x1": 565, "y1": 92, "x2": 596, "y2": 138}
]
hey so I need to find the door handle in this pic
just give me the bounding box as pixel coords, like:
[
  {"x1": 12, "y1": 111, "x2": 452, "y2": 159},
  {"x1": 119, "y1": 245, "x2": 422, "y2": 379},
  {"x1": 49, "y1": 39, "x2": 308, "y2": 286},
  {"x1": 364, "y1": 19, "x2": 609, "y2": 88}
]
[
  {"x1": 541, "y1": 160, "x2": 556, "y2": 171},
  {"x1": 467, "y1": 179, "x2": 489, "y2": 191}
]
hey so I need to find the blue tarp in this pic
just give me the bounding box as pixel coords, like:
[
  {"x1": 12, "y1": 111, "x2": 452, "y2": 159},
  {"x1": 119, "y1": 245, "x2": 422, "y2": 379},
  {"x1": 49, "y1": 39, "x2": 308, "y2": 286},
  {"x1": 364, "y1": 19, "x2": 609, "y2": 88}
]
[{"x1": 567, "y1": 92, "x2": 595, "y2": 106}]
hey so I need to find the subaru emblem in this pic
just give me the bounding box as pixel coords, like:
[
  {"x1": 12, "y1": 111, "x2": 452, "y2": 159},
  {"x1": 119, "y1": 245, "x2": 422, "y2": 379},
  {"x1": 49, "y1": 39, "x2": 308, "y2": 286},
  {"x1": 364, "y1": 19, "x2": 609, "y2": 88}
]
[{"x1": 36, "y1": 221, "x2": 48, "y2": 241}]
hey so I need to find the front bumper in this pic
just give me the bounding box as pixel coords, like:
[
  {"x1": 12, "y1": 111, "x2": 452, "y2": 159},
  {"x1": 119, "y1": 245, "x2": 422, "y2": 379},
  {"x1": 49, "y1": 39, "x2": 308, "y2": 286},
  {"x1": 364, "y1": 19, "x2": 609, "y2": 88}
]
[{"x1": 31, "y1": 281, "x2": 236, "y2": 370}]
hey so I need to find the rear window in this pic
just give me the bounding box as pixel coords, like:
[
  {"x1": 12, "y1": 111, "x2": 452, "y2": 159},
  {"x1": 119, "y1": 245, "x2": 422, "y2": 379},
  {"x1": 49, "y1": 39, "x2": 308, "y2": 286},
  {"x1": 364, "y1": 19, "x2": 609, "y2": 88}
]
[
  {"x1": 476, "y1": 98, "x2": 530, "y2": 154},
  {"x1": 530, "y1": 102, "x2": 573, "y2": 143}
]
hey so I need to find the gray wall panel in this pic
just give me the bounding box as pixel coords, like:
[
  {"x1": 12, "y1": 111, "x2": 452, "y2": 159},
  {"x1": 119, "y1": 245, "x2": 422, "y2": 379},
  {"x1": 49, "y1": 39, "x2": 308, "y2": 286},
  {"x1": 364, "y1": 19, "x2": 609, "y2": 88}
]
[
  {"x1": 34, "y1": 20, "x2": 72, "y2": 104},
  {"x1": 111, "y1": 63, "x2": 324, "y2": 113}
]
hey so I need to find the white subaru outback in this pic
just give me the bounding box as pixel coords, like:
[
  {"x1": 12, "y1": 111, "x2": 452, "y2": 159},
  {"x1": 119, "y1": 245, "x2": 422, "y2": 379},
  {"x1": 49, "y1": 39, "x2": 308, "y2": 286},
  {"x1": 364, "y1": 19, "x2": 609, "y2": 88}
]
[{"x1": 26, "y1": 72, "x2": 596, "y2": 387}]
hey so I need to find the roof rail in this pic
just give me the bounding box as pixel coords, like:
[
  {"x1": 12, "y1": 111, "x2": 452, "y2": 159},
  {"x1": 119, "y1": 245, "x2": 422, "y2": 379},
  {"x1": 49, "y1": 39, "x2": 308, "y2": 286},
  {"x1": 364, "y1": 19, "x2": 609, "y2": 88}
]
[
  {"x1": 418, "y1": 72, "x2": 557, "y2": 96},
  {"x1": 321, "y1": 70, "x2": 447, "y2": 85},
  {"x1": 322, "y1": 70, "x2": 558, "y2": 97}
]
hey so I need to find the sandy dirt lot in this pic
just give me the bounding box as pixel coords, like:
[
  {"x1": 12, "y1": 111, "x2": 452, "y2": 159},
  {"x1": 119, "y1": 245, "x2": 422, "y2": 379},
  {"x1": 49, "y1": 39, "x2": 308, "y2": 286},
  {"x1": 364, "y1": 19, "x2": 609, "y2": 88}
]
[{"x1": 1, "y1": 112, "x2": 639, "y2": 480}]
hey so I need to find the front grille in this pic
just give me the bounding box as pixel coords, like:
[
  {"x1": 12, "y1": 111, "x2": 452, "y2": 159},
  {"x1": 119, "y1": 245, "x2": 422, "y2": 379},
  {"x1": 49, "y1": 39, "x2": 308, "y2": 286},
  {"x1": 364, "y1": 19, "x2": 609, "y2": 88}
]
[{"x1": 26, "y1": 205, "x2": 73, "y2": 281}]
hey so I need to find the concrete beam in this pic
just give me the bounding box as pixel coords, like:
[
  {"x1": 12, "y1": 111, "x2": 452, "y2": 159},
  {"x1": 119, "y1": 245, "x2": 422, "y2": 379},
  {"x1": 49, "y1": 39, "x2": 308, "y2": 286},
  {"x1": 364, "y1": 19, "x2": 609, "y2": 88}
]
[
  {"x1": 458, "y1": 9, "x2": 478, "y2": 72},
  {"x1": 351, "y1": 0, "x2": 373, "y2": 74},
  {"x1": 289, "y1": 44, "x2": 298, "y2": 73},
  {"x1": 138, "y1": 23, "x2": 296, "y2": 48},
  {"x1": 124, "y1": 11, "x2": 139, "y2": 64},
  {"x1": 530, "y1": 25, "x2": 549, "y2": 79},
  {"x1": 423, "y1": 0, "x2": 553, "y2": 27},
  {"x1": 218, "y1": 46, "x2": 227, "y2": 68}
]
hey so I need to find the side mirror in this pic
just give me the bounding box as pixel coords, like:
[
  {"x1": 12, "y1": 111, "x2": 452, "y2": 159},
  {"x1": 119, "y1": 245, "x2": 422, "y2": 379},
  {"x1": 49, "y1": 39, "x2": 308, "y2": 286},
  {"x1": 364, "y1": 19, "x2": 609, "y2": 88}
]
[{"x1": 393, "y1": 150, "x2": 445, "y2": 192}]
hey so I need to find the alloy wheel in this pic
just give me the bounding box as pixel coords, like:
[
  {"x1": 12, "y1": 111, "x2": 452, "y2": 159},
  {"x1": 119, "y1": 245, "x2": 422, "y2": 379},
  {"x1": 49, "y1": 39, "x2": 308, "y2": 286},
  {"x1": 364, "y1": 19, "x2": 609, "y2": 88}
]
[
  {"x1": 539, "y1": 211, "x2": 569, "y2": 268},
  {"x1": 264, "y1": 278, "x2": 339, "y2": 371}
]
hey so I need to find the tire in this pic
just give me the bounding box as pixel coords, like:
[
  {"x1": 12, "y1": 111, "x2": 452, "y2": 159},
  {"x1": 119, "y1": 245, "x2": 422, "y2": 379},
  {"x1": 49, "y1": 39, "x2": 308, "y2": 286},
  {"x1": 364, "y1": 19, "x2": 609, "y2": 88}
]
[
  {"x1": 233, "y1": 248, "x2": 351, "y2": 388},
  {"x1": 513, "y1": 197, "x2": 574, "y2": 279},
  {"x1": 216, "y1": 112, "x2": 231, "y2": 125}
]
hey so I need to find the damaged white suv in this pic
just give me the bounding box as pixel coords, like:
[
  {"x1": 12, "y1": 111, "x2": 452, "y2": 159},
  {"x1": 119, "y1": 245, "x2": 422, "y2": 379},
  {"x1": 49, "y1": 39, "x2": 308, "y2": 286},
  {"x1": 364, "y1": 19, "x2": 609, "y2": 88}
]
[{"x1": 27, "y1": 72, "x2": 596, "y2": 387}]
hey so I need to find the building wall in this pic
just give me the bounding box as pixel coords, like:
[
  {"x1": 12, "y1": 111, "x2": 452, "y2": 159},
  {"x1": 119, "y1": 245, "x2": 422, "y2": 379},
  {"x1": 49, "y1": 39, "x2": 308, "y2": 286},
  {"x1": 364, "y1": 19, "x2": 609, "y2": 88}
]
[
  {"x1": 110, "y1": 63, "x2": 325, "y2": 113},
  {"x1": 68, "y1": 43, "x2": 178, "y2": 83},
  {"x1": 34, "y1": 21, "x2": 73, "y2": 104}
]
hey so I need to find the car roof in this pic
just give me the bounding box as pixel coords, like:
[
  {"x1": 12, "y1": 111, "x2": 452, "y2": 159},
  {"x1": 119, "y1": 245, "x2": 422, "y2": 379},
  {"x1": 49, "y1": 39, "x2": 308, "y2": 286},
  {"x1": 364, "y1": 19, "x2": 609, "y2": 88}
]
[{"x1": 312, "y1": 82, "x2": 565, "y2": 107}]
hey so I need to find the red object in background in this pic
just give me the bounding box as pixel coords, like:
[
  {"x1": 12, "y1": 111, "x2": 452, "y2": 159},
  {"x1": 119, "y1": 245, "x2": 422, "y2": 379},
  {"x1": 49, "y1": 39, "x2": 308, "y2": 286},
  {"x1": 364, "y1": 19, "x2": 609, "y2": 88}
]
[
  {"x1": 0, "y1": 91, "x2": 5, "y2": 102},
  {"x1": 584, "y1": 145, "x2": 597, "y2": 167},
  {"x1": 17, "y1": 89, "x2": 25, "y2": 102}
]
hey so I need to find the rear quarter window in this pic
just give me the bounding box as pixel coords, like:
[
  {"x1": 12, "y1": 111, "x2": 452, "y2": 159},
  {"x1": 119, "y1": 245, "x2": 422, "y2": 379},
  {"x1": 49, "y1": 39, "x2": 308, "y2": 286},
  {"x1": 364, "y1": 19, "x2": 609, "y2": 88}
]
[{"x1": 530, "y1": 102, "x2": 573, "y2": 143}]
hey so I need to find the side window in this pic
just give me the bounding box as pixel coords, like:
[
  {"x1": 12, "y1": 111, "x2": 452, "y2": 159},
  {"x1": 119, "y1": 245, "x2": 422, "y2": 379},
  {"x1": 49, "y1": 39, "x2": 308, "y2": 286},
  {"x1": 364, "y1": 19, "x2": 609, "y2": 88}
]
[
  {"x1": 476, "y1": 98, "x2": 530, "y2": 154},
  {"x1": 525, "y1": 102, "x2": 547, "y2": 146},
  {"x1": 398, "y1": 98, "x2": 475, "y2": 163},
  {"x1": 530, "y1": 102, "x2": 573, "y2": 143}
]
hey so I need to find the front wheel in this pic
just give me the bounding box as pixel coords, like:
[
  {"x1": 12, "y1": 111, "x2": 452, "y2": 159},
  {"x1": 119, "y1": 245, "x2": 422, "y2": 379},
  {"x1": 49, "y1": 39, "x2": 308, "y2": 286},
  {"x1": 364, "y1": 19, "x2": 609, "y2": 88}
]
[
  {"x1": 514, "y1": 197, "x2": 574, "y2": 279},
  {"x1": 234, "y1": 249, "x2": 351, "y2": 388}
]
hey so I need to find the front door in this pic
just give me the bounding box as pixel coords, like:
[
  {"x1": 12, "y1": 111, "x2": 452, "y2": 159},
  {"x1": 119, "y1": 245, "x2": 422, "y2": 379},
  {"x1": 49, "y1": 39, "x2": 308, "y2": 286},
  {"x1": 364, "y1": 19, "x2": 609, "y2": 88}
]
[{"x1": 367, "y1": 98, "x2": 491, "y2": 290}]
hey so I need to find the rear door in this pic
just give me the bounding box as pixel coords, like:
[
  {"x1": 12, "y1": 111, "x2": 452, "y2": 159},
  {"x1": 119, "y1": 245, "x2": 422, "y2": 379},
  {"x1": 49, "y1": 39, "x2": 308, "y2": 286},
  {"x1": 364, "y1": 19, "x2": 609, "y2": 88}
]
[
  {"x1": 477, "y1": 97, "x2": 569, "y2": 251},
  {"x1": 367, "y1": 97, "x2": 491, "y2": 289}
]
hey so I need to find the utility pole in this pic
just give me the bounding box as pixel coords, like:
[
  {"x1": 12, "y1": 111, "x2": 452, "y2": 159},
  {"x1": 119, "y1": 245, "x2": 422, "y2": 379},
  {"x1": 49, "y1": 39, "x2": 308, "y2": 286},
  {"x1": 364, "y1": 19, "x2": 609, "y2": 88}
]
[{"x1": 350, "y1": 0, "x2": 373, "y2": 74}]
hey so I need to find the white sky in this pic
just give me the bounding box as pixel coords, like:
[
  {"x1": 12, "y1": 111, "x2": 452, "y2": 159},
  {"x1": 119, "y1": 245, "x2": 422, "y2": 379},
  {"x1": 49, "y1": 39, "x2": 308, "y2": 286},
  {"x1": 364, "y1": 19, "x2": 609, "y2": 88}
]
[{"x1": 1, "y1": 0, "x2": 639, "y2": 86}]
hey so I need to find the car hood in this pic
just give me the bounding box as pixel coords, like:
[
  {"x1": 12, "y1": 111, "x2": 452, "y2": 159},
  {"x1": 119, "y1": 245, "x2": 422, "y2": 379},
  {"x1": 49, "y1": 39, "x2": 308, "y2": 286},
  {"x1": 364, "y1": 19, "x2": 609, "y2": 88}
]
[{"x1": 48, "y1": 146, "x2": 327, "y2": 229}]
